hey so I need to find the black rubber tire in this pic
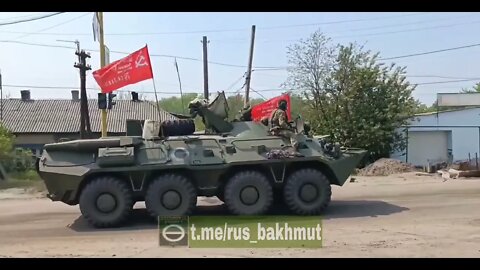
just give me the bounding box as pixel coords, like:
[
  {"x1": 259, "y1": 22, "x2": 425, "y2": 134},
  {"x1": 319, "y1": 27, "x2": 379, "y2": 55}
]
[
  {"x1": 79, "y1": 176, "x2": 133, "y2": 228},
  {"x1": 145, "y1": 174, "x2": 197, "y2": 218},
  {"x1": 224, "y1": 171, "x2": 273, "y2": 215},
  {"x1": 283, "y1": 168, "x2": 332, "y2": 215},
  {"x1": 161, "y1": 119, "x2": 195, "y2": 137}
]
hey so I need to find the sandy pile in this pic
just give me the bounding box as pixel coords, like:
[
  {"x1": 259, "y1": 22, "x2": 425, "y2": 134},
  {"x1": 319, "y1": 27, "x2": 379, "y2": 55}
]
[{"x1": 358, "y1": 158, "x2": 415, "y2": 176}]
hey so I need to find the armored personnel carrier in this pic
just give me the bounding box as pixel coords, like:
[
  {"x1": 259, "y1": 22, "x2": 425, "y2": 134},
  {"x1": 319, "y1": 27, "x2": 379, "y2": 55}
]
[{"x1": 37, "y1": 92, "x2": 366, "y2": 227}]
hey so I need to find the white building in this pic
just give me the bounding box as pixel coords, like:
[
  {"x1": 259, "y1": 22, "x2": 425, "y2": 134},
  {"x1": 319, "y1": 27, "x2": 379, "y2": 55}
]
[{"x1": 392, "y1": 107, "x2": 480, "y2": 167}]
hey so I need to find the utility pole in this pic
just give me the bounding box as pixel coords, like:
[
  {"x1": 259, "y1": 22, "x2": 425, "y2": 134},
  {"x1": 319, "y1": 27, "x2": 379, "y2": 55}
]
[
  {"x1": 202, "y1": 36, "x2": 209, "y2": 101},
  {"x1": 244, "y1": 25, "x2": 256, "y2": 108},
  {"x1": 98, "y1": 12, "x2": 108, "y2": 138},
  {"x1": 74, "y1": 43, "x2": 92, "y2": 139}
]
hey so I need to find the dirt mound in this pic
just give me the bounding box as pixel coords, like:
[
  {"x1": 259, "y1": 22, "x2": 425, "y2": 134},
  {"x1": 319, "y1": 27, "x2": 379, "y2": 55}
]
[{"x1": 358, "y1": 158, "x2": 415, "y2": 176}]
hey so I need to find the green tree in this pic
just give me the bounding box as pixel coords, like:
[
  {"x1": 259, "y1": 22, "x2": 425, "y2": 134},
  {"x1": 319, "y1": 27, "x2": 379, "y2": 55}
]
[
  {"x1": 285, "y1": 30, "x2": 417, "y2": 161},
  {"x1": 414, "y1": 102, "x2": 431, "y2": 114},
  {"x1": 158, "y1": 93, "x2": 199, "y2": 115},
  {"x1": 225, "y1": 94, "x2": 264, "y2": 121},
  {"x1": 158, "y1": 93, "x2": 203, "y2": 130},
  {"x1": 0, "y1": 124, "x2": 17, "y2": 175},
  {"x1": 461, "y1": 82, "x2": 480, "y2": 93},
  {"x1": 0, "y1": 124, "x2": 14, "y2": 160}
]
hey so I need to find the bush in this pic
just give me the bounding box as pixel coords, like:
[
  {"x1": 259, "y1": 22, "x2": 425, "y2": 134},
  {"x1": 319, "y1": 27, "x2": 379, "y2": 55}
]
[
  {"x1": 9, "y1": 169, "x2": 39, "y2": 181},
  {"x1": 0, "y1": 124, "x2": 40, "y2": 181},
  {"x1": 0, "y1": 148, "x2": 37, "y2": 179}
]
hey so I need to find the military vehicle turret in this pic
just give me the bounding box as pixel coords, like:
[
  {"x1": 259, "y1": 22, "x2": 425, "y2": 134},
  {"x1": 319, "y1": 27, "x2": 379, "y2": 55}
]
[{"x1": 37, "y1": 92, "x2": 366, "y2": 228}]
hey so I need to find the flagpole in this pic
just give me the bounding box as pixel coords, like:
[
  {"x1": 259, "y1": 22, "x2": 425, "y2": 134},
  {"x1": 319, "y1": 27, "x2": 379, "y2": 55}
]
[
  {"x1": 143, "y1": 44, "x2": 162, "y2": 122},
  {"x1": 174, "y1": 58, "x2": 185, "y2": 114},
  {"x1": 151, "y1": 78, "x2": 162, "y2": 122},
  {"x1": 98, "y1": 12, "x2": 108, "y2": 138}
]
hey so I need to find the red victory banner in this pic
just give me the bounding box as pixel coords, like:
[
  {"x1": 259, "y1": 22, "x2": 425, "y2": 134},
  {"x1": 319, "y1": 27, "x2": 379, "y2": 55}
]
[
  {"x1": 93, "y1": 45, "x2": 153, "y2": 93},
  {"x1": 251, "y1": 93, "x2": 291, "y2": 122}
]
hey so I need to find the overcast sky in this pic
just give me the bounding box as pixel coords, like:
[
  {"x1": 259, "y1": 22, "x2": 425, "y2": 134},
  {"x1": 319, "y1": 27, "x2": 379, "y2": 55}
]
[{"x1": 1, "y1": 12, "x2": 480, "y2": 106}]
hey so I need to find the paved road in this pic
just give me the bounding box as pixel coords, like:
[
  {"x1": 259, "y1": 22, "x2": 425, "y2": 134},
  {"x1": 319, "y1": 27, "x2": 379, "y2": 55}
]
[{"x1": 0, "y1": 172, "x2": 479, "y2": 257}]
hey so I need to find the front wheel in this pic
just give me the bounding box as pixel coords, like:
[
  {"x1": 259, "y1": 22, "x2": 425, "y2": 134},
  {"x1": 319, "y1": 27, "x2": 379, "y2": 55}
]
[
  {"x1": 79, "y1": 176, "x2": 134, "y2": 228},
  {"x1": 283, "y1": 168, "x2": 332, "y2": 215}
]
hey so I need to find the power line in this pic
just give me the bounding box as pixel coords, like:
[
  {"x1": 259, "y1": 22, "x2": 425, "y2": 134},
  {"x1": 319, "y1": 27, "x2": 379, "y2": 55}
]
[
  {"x1": 253, "y1": 67, "x2": 289, "y2": 71},
  {"x1": 0, "y1": 40, "x2": 237, "y2": 66},
  {"x1": 415, "y1": 78, "x2": 480, "y2": 85},
  {"x1": 254, "y1": 13, "x2": 429, "y2": 30},
  {"x1": 212, "y1": 13, "x2": 469, "y2": 43},
  {"x1": 0, "y1": 12, "x2": 427, "y2": 36},
  {"x1": 332, "y1": 19, "x2": 480, "y2": 40},
  {"x1": 253, "y1": 42, "x2": 480, "y2": 70},
  {"x1": 4, "y1": 28, "x2": 479, "y2": 70},
  {"x1": 249, "y1": 87, "x2": 267, "y2": 100},
  {"x1": 218, "y1": 16, "x2": 480, "y2": 45},
  {"x1": 0, "y1": 39, "x2": 283, "y2": 69},
  {"x1": 379, "y1": 42, "x2": 480, "y2": 60},
  {"x1": 408, "y1": 75, "x2": 480, "y2": 80},
  {"x1": 225, "y1": 72, "x2": 247, "y2": 90},
  {"x1": 0, "y1": 13, "x2": 55, "y2": 22},
  {"x1": 0, "y1": 40, "x2": 76, "y2": 49},
  {"x1": 106, "y1": 49, "x2": 256, "y2": 68},
  {"x1": 13, "y1": 12, "x2": 91, "y2": 40},
  {"x1": 340, "y1": 14, "x2": 474, "y2": 33},
  {"x1": 17, "y1": 38, "x2": 477, "y2": 70},
  {"x1": 0, "y1": 28, "x2": 248, "y2": 37},
  {"x1": 0, "y1": 12, "x2": 64, "y2": 27}
]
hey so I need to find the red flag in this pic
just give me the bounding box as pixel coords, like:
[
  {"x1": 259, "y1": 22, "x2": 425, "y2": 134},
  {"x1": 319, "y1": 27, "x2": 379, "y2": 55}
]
[
  {"x1": 251, "y1": 93, "x2": 291, "y2": 122},
  {"x1": 93, "y1": 45, "x2": 153, "y2": 93}
]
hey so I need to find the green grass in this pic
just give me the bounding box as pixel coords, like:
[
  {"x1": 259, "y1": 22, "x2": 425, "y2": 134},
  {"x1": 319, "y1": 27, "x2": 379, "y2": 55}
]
[
  {"x1": 0, "y1": 170, "x2": 45, "y2": 191},
  {"x1": 9, "y1": 170, "x2": 40, "y2": 181}
]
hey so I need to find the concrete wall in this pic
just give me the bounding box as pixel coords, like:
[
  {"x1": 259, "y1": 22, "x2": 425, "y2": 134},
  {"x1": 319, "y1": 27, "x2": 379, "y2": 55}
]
[{"x1": 392, "y1": 108, "x2": 480, "y2": 164}]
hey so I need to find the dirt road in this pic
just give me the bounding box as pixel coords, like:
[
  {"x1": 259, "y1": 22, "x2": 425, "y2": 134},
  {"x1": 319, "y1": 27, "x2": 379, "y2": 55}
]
[{"x1": 1, "y1": 172, "x2": 479, "y2": 258}]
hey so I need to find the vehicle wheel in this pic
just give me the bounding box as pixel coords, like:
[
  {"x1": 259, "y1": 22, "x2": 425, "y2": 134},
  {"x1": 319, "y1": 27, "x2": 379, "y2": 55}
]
[
  {"x1": 283, "y1": 168, "x2": 331, "y2": 215},
  {"x1": 224, "y1": 171, "x2": 273, "y2": 215},
  {"x1": 145, "y1": 174, "x2": 197, "y2": 218},
  {"x1": 79, "y1": 176, "x2": 133, "y2": 228}
]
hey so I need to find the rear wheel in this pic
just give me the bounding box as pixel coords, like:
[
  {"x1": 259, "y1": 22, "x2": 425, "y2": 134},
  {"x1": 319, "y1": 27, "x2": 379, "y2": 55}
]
[
  {"x1": 224, "y1": 171, "x2": 273, "y2": 215},
  {"x1": 283, "y1": 168, "x2": 331, "y2": 215},
  {"x1": 145, "y1": 174, "x2": 197, "y2": 218},
  {"x1": 79, "y1": 176, "x2": 133, "y2": 228}
]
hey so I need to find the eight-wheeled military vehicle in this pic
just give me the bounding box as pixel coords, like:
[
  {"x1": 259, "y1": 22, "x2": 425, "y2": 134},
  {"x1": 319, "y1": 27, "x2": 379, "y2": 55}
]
[{"x1": 37, "y1": 92, "x2": 366, "y2": 227}]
